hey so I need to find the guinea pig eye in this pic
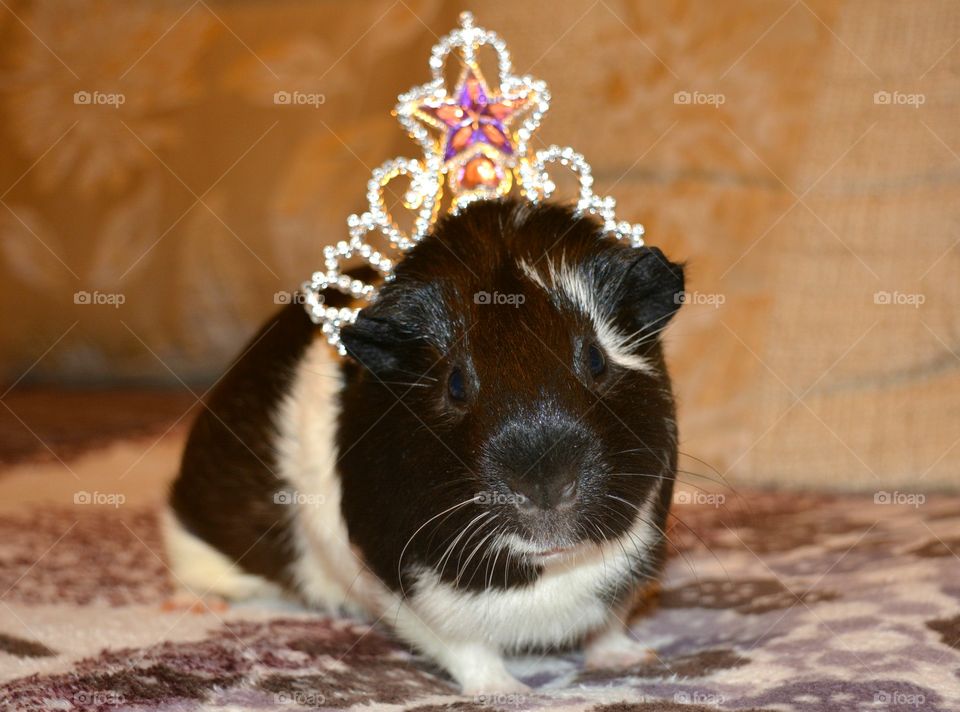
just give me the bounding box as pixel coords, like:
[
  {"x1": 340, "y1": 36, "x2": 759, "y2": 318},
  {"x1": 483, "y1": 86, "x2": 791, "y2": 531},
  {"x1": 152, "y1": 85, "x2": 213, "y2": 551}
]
[
  {"x1": 447, "y1": 367, "x2": 466, "y2": 401},
  {"x1": 587, "y1": 343, "x2": 606, "y2": 378}
]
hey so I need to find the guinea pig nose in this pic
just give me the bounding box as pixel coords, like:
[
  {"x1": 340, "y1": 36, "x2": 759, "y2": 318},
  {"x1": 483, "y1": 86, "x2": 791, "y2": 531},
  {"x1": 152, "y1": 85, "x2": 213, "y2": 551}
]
[{"x1": 512, "y1": 473, "x2": 579, "y2": 512}]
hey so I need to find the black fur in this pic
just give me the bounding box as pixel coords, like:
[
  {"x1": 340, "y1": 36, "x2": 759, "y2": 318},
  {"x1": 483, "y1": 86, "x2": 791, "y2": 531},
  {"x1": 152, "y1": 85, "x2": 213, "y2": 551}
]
[
  {"x1": 169, "y1": 302, "x2": 314, "y2": 588},
  {"x1": 169, "y1": 199, "x2": 684, "y2": 609},
  {"x1": 338, "y1": 199, "x2": 683, "y2": 595}
]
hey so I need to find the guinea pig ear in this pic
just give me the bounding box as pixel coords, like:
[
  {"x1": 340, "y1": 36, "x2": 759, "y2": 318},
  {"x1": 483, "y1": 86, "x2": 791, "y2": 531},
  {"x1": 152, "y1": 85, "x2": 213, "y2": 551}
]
[
  {"x1": 339, "y1": 280, "x2": 443, "y2": 372},
  {"x1": 617, "y1": 246, "x2": 686, "y2": 335},
  {"x1": 338, "y1": 309, "x2": 411, "y2": 373}
]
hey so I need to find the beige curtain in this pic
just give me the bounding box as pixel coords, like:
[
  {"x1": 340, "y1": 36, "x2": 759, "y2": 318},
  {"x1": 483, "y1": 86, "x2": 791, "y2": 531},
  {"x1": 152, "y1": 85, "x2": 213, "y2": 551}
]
[{"x1": 1, "y1": 0, "x2": 957, "y2": 489}]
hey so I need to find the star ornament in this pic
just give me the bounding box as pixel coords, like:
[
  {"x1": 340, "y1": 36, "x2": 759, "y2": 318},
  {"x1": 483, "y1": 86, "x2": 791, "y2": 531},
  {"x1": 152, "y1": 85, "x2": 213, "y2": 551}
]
[
  {"x1": 304, "y1": 12, "x2": 649, "y2": 353},
  {"x1": 403, "y1": 61, "x2": 537, "y2": 200}
]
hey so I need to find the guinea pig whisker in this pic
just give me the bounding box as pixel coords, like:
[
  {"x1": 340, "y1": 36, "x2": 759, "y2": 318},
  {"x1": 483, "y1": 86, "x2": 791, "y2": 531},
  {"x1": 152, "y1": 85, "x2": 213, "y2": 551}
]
[
  {"x1": 577, "y1": 517, "x2": 609, "y2": 580},
  {"x1": 611, "y1": 469, "x2": 736, "y2": 503},
  {"x1": 606, "y1": 512, "x2": 660, "y2": 586},
  {"x1": 496, "y1": 525, "x2": 528, "y2": 588},
  {"x1": 423, "y1": 474, "x2": 476, "y2": 495},
  {"x1": 437, "y1": 511, "x2": 491, "y2": 582},
  {"x1": 595, "y1": 504, "x2": 647, "y2": 570},
  {"x1": 436, "y1": 511, "x2": 489, "y2": 576},
  {"x1": 397, "y1": 496, "x2": 479, "y2": 598},
  {"x1": 390, "y1": 367, "x2": 439, "y2": 383},
  {"x1": 606, "y1": 495, "x2": 668, "y2": 544},
  {"x1": 665, "y1": 510, "x2": 732, "y2": 583},
  {"x1": 673, "y1": 470, "x2": 753, "y2": 516},
  {"x1": 590, "y1": 518, "x2": 608, "y2": 551},
  {"x1": 610, "y1": 472, "x2": 717, "y2": 498},
  {"x1": 674, "y1": 469, "x2": 730, "y2": 487},
  {"x1": 608, "y1": 494, "x2": 730, "y2": 587},
  {"x1": 454, "y1": 514, "x2": 498, "y2": 574},
  {"x1": 609, "y1": 455, "x2": 748, "y2": 519},
  {"x1": 484, "y1": 534, "x2": 502, "y2": 590},
  {"x1": 610, "y1": 447, "x2": 661, "y2": 456},
  {"x1": 607, "y1": 471, "x2": 670, "y2": 489},
  {"x1": 419, "y1": 485, "x2": 487, "y2": 543},
  {"x1": 486, "y1": 527, "x2": 514, "y2": 591},
  {"x1": 456, "y1": 518, "x2": 501, "y2": 588},
  {"x1": 451, "y1": 518, "x2": 498, "y2": 589},
  {"x1": 596, "y1": 505, "x2": 667, "y2": 587},
  {"x1": 422, "y1": 506, "x2": 472, "y2": 553},
  {"x1": 620, "y1": 309, "x2": 680, "y2": 349},
  {"x1": 678, "y1": 450, "x2": 725, "y2": 479},
  {"x1": 678, "y1": 451, "x2": 751, "y2": 515},
  {"x1": 378, "y1": 381, "x2": 433, "y2": 388},
  {"x1": 615, "y1": 522, "x2": 649, "y2": 575},
  {"x1": 604, "y1": 494, "x2": 703, "y2": 587},
  {"x1": 626, "y1": 321, "x2": 672, "y2": 347}
]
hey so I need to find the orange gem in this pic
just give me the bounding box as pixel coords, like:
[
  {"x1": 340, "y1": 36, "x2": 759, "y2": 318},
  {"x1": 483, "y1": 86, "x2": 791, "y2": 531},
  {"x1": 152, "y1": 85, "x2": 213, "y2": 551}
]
[{"x1": 459, "y1": 156, "x2": 501, "y2": 189}]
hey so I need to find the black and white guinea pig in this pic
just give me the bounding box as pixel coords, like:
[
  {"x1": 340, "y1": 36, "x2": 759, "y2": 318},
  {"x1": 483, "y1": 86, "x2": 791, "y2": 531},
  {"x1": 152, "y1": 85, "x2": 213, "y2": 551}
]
[{"x1": 164, "y1": 198, "x2": 685, "y2": 693}]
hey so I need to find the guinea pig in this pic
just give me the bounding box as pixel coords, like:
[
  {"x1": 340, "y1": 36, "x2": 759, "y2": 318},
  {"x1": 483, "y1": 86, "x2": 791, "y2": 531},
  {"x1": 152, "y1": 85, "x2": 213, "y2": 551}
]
[{"x1": 164, "y1": 197, "x2": 685, "y2": 693}]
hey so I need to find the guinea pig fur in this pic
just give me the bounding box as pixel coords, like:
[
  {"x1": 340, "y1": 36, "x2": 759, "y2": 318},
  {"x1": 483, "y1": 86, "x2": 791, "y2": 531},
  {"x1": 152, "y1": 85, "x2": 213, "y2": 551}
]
[{"x1": 165, "y1": 198, "x2": 685, "y2": 693}]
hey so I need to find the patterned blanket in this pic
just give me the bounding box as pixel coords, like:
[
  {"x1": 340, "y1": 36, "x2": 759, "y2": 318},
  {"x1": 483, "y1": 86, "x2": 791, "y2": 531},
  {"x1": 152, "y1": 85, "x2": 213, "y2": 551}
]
[{"x1": 0, "y1": 436, "x2": 958, "y2": 711}]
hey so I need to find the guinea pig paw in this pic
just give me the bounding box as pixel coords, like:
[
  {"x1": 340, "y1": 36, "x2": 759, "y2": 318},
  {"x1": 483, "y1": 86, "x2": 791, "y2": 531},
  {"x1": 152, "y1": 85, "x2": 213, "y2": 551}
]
[
  {"x1": 441, "y1": 643, "x2": 532, "y2": 696},
  {"x1": 584, "y1": 629, "x2": 656, "y2": 671},
  {"x1": 161, "y1": 590, "x2": 229, "y2": 615},
  {"x1": 460, "y1": 675, "x2": 531, "y2": 696}
]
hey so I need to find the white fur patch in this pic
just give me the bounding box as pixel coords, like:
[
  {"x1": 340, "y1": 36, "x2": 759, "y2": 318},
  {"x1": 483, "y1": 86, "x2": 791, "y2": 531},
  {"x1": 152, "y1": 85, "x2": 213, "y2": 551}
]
[
  {"x1": 516, "y1": 257, "x2": 656, "y2": 375},
  {"x1": 397, "y1": 487, "x2": 662, "y2": 652},
  {"x1": 161, "y1": 509, "x2": 285, "y2": 601},
  {"x1": 516, "y1": 257, "x2": 547, "y2": 291},
  {"x1": 164, "y1": 337, "x2": 391, "y2": 617},
  {"x1": 273, "y1": 337, "x2": 384, "y2": 617}
]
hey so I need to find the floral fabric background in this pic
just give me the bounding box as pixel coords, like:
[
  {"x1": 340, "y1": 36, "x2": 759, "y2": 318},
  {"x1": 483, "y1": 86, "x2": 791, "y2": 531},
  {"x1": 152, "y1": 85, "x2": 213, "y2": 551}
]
[
  {"x1": 1, "y1": 0, "x2": 958, "y2": 490},
  {"x1": 2, "y1": 439, "x2": 960, "y2": 711}
]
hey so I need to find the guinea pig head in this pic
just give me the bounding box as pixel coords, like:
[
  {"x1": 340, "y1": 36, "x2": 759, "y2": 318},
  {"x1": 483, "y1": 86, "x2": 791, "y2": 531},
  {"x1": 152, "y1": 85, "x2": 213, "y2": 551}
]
[{"x1": 337, "y1": 199, "x2": 684, "y2": 592}]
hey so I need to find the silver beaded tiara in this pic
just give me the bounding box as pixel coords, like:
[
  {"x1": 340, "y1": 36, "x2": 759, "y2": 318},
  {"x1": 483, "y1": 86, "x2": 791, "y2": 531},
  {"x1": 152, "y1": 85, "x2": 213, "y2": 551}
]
[{"x1": 302, "y1": 11, "x2": 646, "y2": 354}]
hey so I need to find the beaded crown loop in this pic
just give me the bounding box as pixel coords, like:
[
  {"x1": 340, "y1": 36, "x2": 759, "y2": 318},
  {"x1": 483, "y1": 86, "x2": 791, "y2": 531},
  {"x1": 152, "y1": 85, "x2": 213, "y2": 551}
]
[{"x1": 303, "y1": 11, "x2": 646, "y2": 354}]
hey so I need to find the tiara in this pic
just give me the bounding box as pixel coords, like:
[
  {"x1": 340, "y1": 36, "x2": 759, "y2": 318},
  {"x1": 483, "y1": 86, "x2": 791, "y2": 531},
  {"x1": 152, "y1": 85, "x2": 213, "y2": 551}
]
[{"x1": 303, "y1": 11, "x2": 647, "y2": 354}]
